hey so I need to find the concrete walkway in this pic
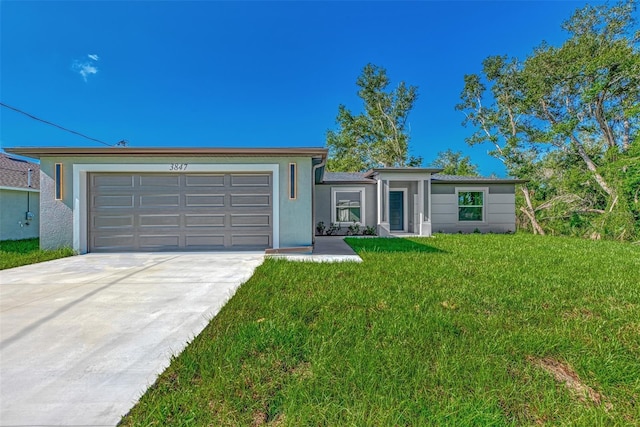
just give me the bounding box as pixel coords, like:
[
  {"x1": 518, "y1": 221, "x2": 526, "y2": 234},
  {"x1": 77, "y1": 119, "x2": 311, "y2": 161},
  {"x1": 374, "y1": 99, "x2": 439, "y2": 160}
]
[
  {"x1": 0, "y1": 252, "x2": 264, "y2": 426},
  {"x1": 269, "y1": 236, "x2": 362, "y2": 262}
]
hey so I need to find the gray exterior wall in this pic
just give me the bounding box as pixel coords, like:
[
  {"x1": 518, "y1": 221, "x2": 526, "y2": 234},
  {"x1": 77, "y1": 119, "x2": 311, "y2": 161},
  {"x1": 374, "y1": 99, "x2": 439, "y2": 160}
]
[
  {"x1": 0, "y1": 189, "x2": 40, "y2": 241},
  {"x1": 315, "y1": 183, "x2": 377, "y2": 230},
  {"x1": 38, "y1": 155, "x2": 315, "y2": 251},
  {"x1": 431, "y1": 183, "x2": 516, "y2": 233}
]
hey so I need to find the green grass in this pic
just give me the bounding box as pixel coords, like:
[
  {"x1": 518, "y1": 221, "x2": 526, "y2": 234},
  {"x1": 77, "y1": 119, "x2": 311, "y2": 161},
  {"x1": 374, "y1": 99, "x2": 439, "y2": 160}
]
[
  {"x1": 120, "y1": 234, "x2": 640, "y2": 426},
  {"x1": 0, "y1": 238, "x2": 75, "y2": 270}
]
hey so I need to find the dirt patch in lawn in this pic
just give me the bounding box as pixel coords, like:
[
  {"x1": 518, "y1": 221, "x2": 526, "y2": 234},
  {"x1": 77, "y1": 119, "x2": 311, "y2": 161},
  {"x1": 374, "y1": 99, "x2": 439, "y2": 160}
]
[{"x1": 528, "y1": 356, "x2": 612, "y2": 410}]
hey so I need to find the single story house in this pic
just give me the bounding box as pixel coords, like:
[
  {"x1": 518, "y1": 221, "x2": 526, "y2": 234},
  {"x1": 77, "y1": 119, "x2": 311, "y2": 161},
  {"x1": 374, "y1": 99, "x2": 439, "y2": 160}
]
[
  {"x1": 4, "y1": 147, "x2": 525, "y2": 253},
  {"x1": 0, "y1": 153, "x2": 40, "y2": 241}
]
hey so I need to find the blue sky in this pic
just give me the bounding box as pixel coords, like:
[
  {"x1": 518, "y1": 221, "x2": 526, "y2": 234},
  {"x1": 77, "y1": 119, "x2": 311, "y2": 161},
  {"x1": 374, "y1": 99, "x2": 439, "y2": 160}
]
[{"x1": 1, "y1": 1, "x2": 604, "y2": 175}]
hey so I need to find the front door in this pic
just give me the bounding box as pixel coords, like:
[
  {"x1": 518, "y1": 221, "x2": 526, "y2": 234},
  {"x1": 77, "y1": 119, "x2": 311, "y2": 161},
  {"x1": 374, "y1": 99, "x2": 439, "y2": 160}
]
[{"x1": 389, "y1": 191, "x2": 404, "y2": 231}]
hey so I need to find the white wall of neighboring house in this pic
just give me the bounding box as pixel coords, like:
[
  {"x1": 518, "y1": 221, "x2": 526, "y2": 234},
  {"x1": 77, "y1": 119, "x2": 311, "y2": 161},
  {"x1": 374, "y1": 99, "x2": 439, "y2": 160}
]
[{"x1": 0, "y1": 188, "x2": 40, "y2": 241}]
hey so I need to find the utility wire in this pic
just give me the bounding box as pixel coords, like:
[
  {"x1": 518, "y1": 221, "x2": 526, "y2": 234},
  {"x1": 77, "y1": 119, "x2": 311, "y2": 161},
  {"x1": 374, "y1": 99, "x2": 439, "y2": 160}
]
[{"x1": 1, "y1": 101, "x2": 115, "y2": 147}]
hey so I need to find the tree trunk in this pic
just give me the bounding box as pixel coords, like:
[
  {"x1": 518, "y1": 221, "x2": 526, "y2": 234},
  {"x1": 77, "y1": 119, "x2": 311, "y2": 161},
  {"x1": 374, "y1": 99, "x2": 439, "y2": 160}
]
[
  {"x1": 520, "y1": 186, "x2": 545, "y2": 235},
  {"x1": 571, "y1": 135, "x2": 616, "y2": 197}
]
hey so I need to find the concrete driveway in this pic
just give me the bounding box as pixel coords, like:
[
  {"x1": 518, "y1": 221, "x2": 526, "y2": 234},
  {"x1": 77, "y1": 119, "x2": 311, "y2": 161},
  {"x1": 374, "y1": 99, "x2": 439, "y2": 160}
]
[{"x1": 0, "y1": 252, "x2": 264, "y2": 426}]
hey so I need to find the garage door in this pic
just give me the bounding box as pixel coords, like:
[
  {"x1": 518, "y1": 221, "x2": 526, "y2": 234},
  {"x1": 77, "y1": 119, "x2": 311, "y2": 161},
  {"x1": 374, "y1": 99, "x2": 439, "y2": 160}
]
[{"x1": 88, "y1": 173, "x2": 272, "y2": 252}]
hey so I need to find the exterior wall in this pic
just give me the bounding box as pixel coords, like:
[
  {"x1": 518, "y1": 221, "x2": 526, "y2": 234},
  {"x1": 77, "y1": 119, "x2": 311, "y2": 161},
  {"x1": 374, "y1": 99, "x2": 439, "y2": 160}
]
[
  {"x1": 39, "y1": 155, "x2": 315, "y2": 251},
  {"x1": 0, "y1": 189, "x2": 40, "y2": 241},
  {"x1": 314, "y1": 183, "x2": 377, "y2": 230},
  {"x1": 431, "y1": 183, "x2": 516, "y2": 233}
]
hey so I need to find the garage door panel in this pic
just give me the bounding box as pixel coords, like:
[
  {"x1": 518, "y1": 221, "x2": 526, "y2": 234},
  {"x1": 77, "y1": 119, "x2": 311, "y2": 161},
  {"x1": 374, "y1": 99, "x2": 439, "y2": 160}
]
[
  {"x1": 139, "y1": 235, "x2": 180, "y2": 248},
  {"x1": 139, "y1": 194, "x2": 180, "y2": 207},
  {"x1": 185, "y1": 214, "x2": 225, "y2": 227},
  {"x1": 93, "y1": 215, "x2": 134, "y2": 229},
  {"x1": 231, "y1": 194, "x2": 270, "y2": 207},
  {"x1": 185, "y1": 174, "x2": 225, "y2": 186},
  {"x1": 185, "y1": 234, "x2": 226, "y2": 247},
  {"x1": 231, "y1": 174, "x2": 270, "y2": 187},
  {"x1": 93, "y1": 195, "x2": 134, "y2": 208},
  {"x1": 92, "y1": 175, "x2": 134, "y2": 188},
  {"x1": 185, "y1": 194, "x2": 225, "y2": 207},
  {"x1": 89, "y1": 173, "x2": 272, "y2": 252},
  {"x1": 139, "y1": 214, "x2": 181, "y2": 227},
  {"x1": 92, "y1": 234, "x2": 135, "y2": 250},
  {"x1": 231, "y1": 214, "x2": 270, "y2": 227},
  {"x1": 231, "y1": 234, "x2": 271, "y2": 247},
  {"x1": 139, "y1": 175, "x2": 181, "y2": 187}
]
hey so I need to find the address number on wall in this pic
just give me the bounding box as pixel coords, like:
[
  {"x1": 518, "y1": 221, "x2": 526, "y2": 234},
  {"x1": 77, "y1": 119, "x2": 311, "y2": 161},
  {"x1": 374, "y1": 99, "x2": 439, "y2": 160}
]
[{"x1": 169, "y1": 163, "x2": 188, "y2": 171}]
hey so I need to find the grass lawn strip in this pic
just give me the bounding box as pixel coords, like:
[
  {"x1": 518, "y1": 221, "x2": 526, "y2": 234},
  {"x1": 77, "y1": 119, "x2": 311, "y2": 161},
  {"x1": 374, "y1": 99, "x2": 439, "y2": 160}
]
[
  {"x1": 120, "y1": 234, "x2": 640, "y2": 425},
  {"x1": 0, "y1": 238, "x2": 75, "y2": 270}
]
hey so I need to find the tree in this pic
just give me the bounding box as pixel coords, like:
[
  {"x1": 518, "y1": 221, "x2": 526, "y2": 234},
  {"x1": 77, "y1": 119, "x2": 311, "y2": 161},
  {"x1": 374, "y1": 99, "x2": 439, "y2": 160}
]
[
  {"x1": 432, "y1": 149, "x2": 480, "y2": 176},
  {"x1": 457, "y1": 0, "x2": 640, "y2": 240},
  {"x1": 326, "y1": 64, "x2": 421, "y2": 171}
]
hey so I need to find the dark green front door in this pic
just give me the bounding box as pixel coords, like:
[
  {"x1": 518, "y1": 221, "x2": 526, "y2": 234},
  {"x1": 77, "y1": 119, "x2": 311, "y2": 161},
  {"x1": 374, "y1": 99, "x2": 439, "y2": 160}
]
[{"x1": 389, "y1": 191, "x2": 404, "y2": 231}]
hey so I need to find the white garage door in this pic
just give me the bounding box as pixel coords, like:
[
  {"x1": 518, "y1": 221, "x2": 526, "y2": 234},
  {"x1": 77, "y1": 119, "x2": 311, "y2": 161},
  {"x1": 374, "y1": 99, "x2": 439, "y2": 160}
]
[{"x1": 88, "y1": 173, "x2": 272, "y2": 251}]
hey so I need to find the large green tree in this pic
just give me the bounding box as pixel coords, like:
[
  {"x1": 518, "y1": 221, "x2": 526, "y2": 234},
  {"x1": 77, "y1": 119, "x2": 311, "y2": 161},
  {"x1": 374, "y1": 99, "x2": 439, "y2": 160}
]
[
  {"x1": 457, "y1": 0, "x2": 640, "y2": 240},
  {"x1": 432, "y1": 149, "x2": 480, "y2": 176},
  {"x1": 326, "y1": 64, "x2": 421, "y2": 171}
]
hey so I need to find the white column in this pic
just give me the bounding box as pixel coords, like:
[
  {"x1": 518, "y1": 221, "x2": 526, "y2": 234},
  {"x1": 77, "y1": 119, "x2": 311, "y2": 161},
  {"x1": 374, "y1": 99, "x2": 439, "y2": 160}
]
[{"x1": 418, "y1": 178, "x2": 424, "y2": 235}]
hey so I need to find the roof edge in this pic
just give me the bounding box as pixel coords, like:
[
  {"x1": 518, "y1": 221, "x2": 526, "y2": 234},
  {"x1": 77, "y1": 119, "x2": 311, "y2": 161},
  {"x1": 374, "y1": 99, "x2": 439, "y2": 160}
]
[
  {"x1": 431, "y1": 178, "x2": 529, "y2": 184},
  {"x1": 4, "y1": 147, "x2": 328, "y2": 159},
  {"x1": 364, "y1": 167, "x2": 444, "y2": 177},
  {"x1": 0, "y1": 186, "x2": 40, "y2": 193}
]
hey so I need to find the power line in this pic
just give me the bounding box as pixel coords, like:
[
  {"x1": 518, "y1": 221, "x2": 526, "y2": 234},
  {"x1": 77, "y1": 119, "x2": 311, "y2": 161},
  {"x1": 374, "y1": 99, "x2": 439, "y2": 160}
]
[{"x1": 1, "y1": 101, "x2": 115, "y2": 147}]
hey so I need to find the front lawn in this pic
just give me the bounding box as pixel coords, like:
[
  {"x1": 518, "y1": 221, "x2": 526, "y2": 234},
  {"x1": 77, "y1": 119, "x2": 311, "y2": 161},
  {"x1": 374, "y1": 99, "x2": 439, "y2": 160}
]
[
  {"x1": 120, "y1": 234, "x2": 640, "y2": 425},
  {"x1": 0, "y1": 238, "x2": 75, "y2": 270}
]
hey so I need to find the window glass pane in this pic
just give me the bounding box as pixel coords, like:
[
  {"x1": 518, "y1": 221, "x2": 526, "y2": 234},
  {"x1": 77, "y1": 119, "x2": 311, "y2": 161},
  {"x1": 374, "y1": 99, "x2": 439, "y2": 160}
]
[
  {"x1": 289, "y1": 163, "x2": 296, "y2": 199},
  {"x1": 458, "y1": 191, "x2": 483, "y2": 221},
  {"x1": 458, "y1": 206, "x2": 482, "y2": 221},
  {"x1": 55, "y1": 163, "x2": 63, "y2": 200},
  {"x1": 458, "y1": 191, "x2": 483, "y2": 206},
  {"x1": 335, "y1": 191, "x2": 362, "y2": 222}
]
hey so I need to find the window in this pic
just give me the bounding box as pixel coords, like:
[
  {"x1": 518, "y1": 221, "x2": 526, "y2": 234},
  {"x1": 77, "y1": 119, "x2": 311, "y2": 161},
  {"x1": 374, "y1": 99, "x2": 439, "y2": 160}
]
[
  {"x1": 55, "y1": 163, "x2": 63, "y2": 200},
  {"x1": 457, "y1": 190, "x2": 484, "y2": 221},
  {"x1": 289, "y1": 163, "x2": 297, "y2": 200},
  {"x1": 332, "y1": 187, "x2": 365, "y2": 224}
]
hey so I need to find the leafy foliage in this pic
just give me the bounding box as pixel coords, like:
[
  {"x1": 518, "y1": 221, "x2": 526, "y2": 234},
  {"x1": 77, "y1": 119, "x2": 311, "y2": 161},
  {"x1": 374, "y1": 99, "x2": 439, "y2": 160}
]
[
  {"x1": 327, "y1": 64, "x2": 421, "y2": 171},
  {"x1": 458, "y1": 0, "x2": 640, "y2": 241},
  {"x1": 432, "y1": 149, "x2": 480, "y2": 176}
]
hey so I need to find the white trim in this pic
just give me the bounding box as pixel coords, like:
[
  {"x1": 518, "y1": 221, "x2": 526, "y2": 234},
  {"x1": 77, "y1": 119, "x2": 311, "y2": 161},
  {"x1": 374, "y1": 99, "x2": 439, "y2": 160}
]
[
  {"x1": 455, "y1": 187, "x2": 488, "y2": 223},
  {"x1": 73, "y1": 163, "x2": 280, "y2": 253},
  {"x1": 0, "y1": 186, "x2": 40, "y2": 193},
  {"x1": 331, "y1": 186, "x2": 365, "y2": 225},
  {"x1": 418, "y1": 179, "x2": 424, "y2": 234},
  {"x1": 389, "y1": 188, "x2": 408, "y2": 232},
  {"x1": 377, "y1": 179, "x2": 382, "y2": 225}
]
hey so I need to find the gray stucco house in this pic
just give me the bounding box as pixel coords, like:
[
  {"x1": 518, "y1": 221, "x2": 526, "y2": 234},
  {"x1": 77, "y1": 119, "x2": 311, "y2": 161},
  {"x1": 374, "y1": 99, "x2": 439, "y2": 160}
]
[
  {"x1": 4, "y1": 147, "x2": 525, "y2": 253},
  {"x1": 0, "y1": 153, "x2": 40, "y2": 241}
]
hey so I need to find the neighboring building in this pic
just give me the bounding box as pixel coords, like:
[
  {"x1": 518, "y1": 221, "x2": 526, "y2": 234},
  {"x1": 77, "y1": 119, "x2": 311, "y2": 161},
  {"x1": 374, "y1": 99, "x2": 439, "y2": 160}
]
[
  {"x1": 4, "y1": 147, "x2": 525, "y2": 252},
  {"x1": 0, "y1": 153, "x2": 40, "y2": 241}
]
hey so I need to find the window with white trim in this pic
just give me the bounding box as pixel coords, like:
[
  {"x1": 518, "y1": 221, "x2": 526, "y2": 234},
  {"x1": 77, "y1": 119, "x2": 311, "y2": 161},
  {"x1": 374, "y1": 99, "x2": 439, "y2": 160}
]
[
  {"x1": 457, "y1": 189, "x2": 485, "y2": 221},
  {"x1": 332, "y1": 187, "x2": 365, "y2": 224}
]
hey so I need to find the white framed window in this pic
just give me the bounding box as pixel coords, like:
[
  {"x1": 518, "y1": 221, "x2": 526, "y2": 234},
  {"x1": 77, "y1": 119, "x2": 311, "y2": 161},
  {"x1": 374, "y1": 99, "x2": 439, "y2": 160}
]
[
  {"x1": 332, "y1": 187, "x2": 365, "y2": 224},
  {"x1": 456, "y1": 188, "x2": 486, "y2": 222}
]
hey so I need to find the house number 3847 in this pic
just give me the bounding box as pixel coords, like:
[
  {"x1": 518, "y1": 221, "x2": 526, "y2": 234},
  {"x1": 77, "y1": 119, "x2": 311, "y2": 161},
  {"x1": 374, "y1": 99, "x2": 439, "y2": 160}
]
[{"x1": 169, "y1": 163, "x2": 188, "y2": 171}]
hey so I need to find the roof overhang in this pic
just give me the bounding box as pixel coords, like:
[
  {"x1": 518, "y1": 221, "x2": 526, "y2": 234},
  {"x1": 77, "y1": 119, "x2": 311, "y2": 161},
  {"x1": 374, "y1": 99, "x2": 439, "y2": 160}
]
[
  {"x1": 0, "y1": 186, "x2": 40, "y2": 193},
  {"x1": 364, "y1": 167, "x2": 444, "y2": 177},
  {"x1": 3, "y1": 146, "x2": 328, "y2": 160},
  {"x1": 431, "y1": 178, "x2": 529, "y2": 184}
]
